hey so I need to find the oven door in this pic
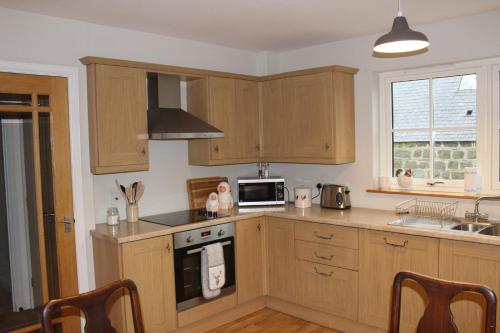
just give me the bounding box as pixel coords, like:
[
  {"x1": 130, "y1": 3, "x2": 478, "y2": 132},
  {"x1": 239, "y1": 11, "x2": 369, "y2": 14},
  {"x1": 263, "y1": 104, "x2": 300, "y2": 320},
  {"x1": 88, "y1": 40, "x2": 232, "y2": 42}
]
[
  {"x1": 238, "y1": 182, "x2": 282, "y2": 206},
  {"x1": 174, "y1": 236, "x2": 235, "y2": 311}
]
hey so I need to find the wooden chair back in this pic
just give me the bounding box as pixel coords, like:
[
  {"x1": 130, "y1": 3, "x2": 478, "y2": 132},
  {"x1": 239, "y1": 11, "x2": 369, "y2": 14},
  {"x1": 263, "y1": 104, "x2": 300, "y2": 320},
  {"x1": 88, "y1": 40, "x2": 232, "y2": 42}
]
[
  {"x1": 42, "y1": 279, "x2": 144, "y2": 333},
  {"x1": 390, "y1": 271, "x2": 497, "y2": 333}
]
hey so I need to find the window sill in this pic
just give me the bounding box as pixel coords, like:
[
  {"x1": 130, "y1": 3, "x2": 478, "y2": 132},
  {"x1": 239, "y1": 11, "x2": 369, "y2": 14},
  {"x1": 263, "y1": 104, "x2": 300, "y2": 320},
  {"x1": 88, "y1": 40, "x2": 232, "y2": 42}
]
[{"x1": 366, "y1": 188, "x2": 481, "y2": 200}]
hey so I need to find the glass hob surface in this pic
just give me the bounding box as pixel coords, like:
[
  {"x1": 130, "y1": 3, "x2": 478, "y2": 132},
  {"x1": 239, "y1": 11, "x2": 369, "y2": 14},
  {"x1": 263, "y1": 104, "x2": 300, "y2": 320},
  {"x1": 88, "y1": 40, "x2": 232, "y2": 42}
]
[{"x1": 140, "y1": 209, "x2": 231, "y2": 227}]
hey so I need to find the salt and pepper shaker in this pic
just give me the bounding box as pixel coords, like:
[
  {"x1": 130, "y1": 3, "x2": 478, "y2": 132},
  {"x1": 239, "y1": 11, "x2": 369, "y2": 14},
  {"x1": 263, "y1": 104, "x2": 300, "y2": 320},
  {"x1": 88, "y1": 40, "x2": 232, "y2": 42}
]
[{"x1": 257, "y1": 162, "x2": 270, "y2": 178}]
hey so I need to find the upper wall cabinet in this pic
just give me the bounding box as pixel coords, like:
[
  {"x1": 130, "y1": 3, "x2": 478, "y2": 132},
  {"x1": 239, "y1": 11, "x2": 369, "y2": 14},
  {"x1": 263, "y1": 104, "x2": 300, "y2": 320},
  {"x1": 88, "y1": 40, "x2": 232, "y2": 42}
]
[
  {"x1": 187, "y1": 77, "x2": 260, "y2": 165},
  {"x1": 262, "y1": 68, "x2": 357, "y2": 164},
  {"x1": 86, "y1": 64, "x2": 149, "y2": 174}
]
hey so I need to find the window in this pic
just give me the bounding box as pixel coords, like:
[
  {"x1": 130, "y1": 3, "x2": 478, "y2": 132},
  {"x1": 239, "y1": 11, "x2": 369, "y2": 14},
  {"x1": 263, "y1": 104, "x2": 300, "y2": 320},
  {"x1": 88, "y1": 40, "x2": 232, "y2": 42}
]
[
  {"x1": 379, "y1": 58, "x2": 500, "y2": 193},
  {"x1": 392, "y1": 74, "x2": 477, "y2": 181}
]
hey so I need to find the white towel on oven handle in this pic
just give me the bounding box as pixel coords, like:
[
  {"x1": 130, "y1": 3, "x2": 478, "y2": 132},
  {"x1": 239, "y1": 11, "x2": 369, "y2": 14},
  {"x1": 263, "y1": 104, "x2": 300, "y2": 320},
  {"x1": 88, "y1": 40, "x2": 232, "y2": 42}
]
[{"x1": 201, "y1": 242, "x2": 225, "y2": 299}]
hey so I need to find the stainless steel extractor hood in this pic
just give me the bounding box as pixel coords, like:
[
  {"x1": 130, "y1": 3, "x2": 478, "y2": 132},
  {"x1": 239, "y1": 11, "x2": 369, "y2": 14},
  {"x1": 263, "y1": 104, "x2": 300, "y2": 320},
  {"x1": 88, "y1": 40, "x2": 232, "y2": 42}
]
[{"x1": 147, "y1": 73, "x2": 224, "y2": 140}]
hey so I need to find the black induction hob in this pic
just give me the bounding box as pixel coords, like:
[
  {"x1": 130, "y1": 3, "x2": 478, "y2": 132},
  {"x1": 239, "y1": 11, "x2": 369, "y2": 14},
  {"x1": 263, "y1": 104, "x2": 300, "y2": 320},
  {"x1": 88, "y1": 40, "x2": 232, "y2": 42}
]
[{"x1": 140, "y1": 209, "x2": 232, "y2": 227}]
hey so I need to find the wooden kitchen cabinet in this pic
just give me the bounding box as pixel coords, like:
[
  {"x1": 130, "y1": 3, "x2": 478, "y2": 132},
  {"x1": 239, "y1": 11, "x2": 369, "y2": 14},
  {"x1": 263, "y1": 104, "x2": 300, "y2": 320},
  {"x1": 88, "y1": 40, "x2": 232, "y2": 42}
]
[
  {"x1": 358, "y1": 230, "x2": 439, "y2": 331},
  {"x1": 187, "y1": 77, "x2": 260, "y2": 165},
  {"x1": 295, "y1": 260, "x2": 358, "y2": 320},
  {"x1": 86, "y1": 64, "x2": 149, "y2": 174},
  {"x1": 439, "y1": 240, "x2": 500, "y2": 333},
  {"x1": 236, "y1": 217, "x2": 265, "y2": 304},
  {"x1": 267, "y1": 217, "x2": 296, "y2": 303},
  {"x1": 261, "y1": 68, "x2": 357, "y2": 164},
  {"x1": 92, "y1": 235, "x2": 177, "y2": 333}
]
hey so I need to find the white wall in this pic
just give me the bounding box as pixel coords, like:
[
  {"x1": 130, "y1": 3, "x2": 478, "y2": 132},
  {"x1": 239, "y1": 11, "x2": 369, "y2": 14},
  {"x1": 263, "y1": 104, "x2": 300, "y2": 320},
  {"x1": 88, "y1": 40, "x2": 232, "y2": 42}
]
[
  {"x1": 268, "y1": 10, "x2": 500, "y2": 217},
  {"x1": 0, "y1": 7, "x2": 261, "y2": 291}
]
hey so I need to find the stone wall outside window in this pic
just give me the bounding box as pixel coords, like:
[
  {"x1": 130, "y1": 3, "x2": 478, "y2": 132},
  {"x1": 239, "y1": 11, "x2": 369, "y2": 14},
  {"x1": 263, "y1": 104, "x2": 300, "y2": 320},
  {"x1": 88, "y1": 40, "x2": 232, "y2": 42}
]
[{"x1": 393, "y1": 141, "x2": 476, "y2": 180}]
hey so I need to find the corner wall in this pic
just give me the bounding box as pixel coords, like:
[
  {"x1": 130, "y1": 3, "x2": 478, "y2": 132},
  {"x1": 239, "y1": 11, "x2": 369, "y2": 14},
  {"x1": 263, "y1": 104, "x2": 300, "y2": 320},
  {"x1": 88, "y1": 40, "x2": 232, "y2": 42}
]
[{"x1": 268, "y1": 10, "x2": 500, "y2": 217}]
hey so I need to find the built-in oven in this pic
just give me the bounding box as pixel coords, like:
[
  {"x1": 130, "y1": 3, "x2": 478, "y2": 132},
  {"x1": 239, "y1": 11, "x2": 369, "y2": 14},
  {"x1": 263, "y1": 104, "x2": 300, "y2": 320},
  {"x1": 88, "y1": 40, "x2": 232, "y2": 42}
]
[
  {"x1": 173, "y1": 223, "x2": 236, "y2": 311},
  {"x1": 237, "y1": 176, "x2": 285, "y2": 206}
]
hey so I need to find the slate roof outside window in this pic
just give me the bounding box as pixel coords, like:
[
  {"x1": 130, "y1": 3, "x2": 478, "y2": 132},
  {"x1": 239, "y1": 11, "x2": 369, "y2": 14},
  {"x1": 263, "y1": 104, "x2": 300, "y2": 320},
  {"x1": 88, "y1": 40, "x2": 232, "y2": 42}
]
[{"x1": 392, "y1": 74, "x2": 476, "y2": 142}]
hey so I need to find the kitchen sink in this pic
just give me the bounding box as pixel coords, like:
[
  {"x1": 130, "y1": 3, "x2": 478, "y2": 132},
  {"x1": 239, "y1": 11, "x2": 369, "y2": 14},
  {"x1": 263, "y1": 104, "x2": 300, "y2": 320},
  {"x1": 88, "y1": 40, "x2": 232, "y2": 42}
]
[
  {"x1": 479, "y1": 225, "x2": 500, "y2": 236},
  {"x1": 451, "y1": 223, "x2": 490, "y2": 232},
  {"x1": 390, "y1": 218, "x2": 500, "y2": 236}
]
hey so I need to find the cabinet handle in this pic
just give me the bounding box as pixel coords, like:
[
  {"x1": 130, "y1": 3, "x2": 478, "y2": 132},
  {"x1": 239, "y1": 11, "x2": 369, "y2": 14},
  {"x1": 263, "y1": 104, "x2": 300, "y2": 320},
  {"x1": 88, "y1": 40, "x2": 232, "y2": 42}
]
[
  {"x1": 256, "y1": 144, "x2": 260, "y2": 151},
  {"x1": 214, "y1": 145, "x2": 219, "y2": 153},
  {"x1": 314, "y1": 266, "x2": 333, "y2": 277},
  {"x1": 313, "y1": 231, "x2": 334, "y2": 240},
  {"x1": 166, "y1": 244, "x2": 171, "y2": 253},
  {"x1": 314, "y1": 251, "x2": 334, "y2": 261},
  {"x1": 325, "y1": 143, "x2": 331, "y2": 150},
  {"x1": 383, "y1": 237, "x2": 408, "y2": 248},
  {"x1": 141, "y1": 147, "x2": 146, "y2": 156},
  {"x1": 257, "y1": 223, "x2": 261, "y2": 232}
]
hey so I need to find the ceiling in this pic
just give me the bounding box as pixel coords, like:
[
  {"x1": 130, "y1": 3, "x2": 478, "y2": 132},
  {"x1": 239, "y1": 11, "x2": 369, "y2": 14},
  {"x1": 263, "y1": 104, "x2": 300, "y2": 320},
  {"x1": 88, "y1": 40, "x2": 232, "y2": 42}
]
[{"x1": 1, "y1": 0, "x2": 500, "y2": 51}]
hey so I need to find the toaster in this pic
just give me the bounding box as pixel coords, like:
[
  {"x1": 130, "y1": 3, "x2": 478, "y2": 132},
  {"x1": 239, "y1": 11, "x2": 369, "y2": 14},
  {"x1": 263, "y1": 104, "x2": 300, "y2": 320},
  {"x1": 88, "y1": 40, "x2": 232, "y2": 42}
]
[{"x1": 320, "y1": 184, "x2": 351, "y2": 209}]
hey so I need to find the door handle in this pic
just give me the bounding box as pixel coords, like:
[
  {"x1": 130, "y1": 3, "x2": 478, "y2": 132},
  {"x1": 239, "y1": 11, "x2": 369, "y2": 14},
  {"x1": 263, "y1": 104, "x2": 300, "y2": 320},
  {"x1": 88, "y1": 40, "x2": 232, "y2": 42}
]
[
  {"x1": 383, "y1": 237, "x2": 408, "y2": 248},
  {"x1": 214, "y1": 145, "x2": 219, "y2": 153},
  {"x1": 63, "y1": 215, "x2": 75, "y2": 233},
  {"x1": 313, "y1": 231, "x2": 334, "y2": 240},
  {"x1": 314, "y1": 266, "x2": 333, "y2": 277},
  {"x1": 314, "y1": 251, "x2": 334, "y2": 261}
]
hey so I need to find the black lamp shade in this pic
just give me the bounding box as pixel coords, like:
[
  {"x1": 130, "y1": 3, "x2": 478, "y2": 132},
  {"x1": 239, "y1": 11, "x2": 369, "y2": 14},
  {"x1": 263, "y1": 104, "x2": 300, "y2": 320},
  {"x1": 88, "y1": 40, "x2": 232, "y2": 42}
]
[{"x1": 374, "y1": 16, "x2": 429, "y2": 53}]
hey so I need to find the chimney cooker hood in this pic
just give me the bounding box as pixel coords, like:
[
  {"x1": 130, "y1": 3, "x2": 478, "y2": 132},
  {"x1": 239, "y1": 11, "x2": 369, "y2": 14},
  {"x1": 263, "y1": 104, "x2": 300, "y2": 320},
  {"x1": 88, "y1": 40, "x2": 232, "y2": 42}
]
[{"x1": 147, "y1": 73, "x2": 224, "y2": 140}]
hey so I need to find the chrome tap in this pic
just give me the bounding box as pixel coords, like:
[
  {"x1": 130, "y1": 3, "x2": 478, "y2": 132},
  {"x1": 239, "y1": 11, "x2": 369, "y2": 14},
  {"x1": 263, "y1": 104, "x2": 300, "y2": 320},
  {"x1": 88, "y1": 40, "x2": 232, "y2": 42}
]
[{"x1": 465, "y1": 196, "x2": 500, "y2": 222}]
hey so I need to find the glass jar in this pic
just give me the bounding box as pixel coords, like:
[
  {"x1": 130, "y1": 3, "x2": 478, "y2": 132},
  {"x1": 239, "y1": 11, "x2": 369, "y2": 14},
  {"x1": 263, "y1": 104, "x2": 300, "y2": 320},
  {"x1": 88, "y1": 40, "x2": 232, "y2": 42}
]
[{"x1": 106, "y1": 207, "x2": 120, "y2": 226}]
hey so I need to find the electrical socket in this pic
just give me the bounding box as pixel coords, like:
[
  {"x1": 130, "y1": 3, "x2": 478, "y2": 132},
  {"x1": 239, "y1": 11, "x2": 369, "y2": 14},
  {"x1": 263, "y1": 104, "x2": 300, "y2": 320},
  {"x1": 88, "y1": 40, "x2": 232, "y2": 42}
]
[{"x1": 109, "y1": 189, "x2": 122, "y2": 207}]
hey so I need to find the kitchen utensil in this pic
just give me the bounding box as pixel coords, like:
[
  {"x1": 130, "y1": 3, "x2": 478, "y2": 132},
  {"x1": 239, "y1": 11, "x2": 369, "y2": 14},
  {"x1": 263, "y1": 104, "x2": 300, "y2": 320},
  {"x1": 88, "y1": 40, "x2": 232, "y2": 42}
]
[
  {"x1": 187, "y1": 176, "x2": 228, "y2": 209},
  {"x1": 294, "y1": 187, "x2": 312, "y2": 208},
  {"x1": 320, "y1": 184, "x2": 351, "y2": 209}
]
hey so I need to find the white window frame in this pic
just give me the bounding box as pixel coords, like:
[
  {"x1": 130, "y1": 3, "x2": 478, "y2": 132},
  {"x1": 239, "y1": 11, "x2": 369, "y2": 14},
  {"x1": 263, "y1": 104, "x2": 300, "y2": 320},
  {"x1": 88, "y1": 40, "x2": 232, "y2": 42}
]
[
  {"x1": 492, "y1": 64, "x2": 500, "y2": 191},
  {"x1": 378, "y1": 57, "x2": 500, "y2": 193}
]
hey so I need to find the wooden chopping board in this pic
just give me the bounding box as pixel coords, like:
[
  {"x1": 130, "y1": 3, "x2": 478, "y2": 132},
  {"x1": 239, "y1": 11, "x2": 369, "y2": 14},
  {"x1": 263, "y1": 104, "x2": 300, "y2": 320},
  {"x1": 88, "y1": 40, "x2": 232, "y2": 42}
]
[{"x1": 187, "y1": 176, "x2": 228, "y2": 210}]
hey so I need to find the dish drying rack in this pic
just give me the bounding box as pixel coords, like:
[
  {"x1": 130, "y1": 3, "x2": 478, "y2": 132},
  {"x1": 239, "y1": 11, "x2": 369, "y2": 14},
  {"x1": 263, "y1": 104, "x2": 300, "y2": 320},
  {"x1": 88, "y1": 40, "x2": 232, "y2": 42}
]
[{"x1": 395, "y1": 198, "x2": 458, "y2": 227}]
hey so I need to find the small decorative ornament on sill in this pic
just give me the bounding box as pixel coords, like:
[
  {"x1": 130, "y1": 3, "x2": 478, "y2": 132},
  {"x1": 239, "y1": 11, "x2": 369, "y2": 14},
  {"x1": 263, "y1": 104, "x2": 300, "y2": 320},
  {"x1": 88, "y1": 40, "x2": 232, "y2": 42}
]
[
  {"x1": 115, "y1": 179, "x2": 145, "y2": 223},
  {"x1": 395, "y1": 168, "x2": 413, "y2": 188}
]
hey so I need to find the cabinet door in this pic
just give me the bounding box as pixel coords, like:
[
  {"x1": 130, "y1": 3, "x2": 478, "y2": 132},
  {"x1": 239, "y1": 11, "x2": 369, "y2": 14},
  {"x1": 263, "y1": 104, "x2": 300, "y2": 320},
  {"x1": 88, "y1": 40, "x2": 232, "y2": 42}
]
[
  {"x1": 267, "y1": 217, "x2": 295, "y2": 303},
  {"x1": 296, "y1": 260, "x2": 358, "y2": 320},
  {"x1": 439, "y1": 240, "x2": 500, "y2": 333},
  {"x1": 235, "y1": 80, "x2": 260, "y2": 159},
  {"x1": 262, "y1": 79, "x2": 289, "y2": 158},
  {"x1": 209, "y1": 77, "x2": 236, "y2": 160},
  {"x1": 282, "y1": 72, "x2": 333, "y2": 158},
  {"x1": 92, "y1": 65, "x2": 148, "y2": 173},
  {"x1": 236, "y1": 217, "x2": 265, "y2": 304},
  {"x1": 122, "y1": 236, "x2": 176, "y2": 333},
  {"x1": 359, "y1": 230, "x2": 439, "y2": 331}
]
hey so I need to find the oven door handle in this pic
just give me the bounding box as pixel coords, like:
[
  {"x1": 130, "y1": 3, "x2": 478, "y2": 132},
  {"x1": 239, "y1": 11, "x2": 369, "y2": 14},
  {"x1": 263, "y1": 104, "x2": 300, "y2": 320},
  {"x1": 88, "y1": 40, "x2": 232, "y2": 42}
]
[{"x1": 186, "y1": 240, "x2": 232, "y2": 255}]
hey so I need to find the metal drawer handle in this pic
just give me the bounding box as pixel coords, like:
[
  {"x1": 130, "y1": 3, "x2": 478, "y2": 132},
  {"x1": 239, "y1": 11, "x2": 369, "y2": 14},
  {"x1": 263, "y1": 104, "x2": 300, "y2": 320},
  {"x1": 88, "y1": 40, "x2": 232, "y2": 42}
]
[
  {"x1": 325, "y1": 143, "x2": 331, "y2": 150},
  {"x1": 314, "y1": 251, "x2": 334, "y2": 261},
  {"x1": 383, "y1": 237, "x2": 408, "y2": 248},
  {"x1": 214, "y1": 145, "x2": 219, "y2": 153},
  {"x1": 314, "y1": 266, "x2": 333, "y2": 277},
  {"x1": 314, "y1": 231, "x2": 334, "y2": 240}
]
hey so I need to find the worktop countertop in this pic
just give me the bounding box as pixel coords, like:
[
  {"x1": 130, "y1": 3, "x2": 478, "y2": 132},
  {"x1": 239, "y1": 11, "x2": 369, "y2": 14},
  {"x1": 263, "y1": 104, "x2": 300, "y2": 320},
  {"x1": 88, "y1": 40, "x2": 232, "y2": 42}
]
[{"x1": 91, "y1": 204, "x2": 500, "y2": 246}]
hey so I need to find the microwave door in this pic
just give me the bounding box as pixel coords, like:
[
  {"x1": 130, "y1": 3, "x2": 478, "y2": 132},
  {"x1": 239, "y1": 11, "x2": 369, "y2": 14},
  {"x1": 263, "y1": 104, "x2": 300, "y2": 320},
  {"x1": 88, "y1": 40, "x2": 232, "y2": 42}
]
[{"x1": 238, "y1": 182, "x2": 277, "y2": 205}]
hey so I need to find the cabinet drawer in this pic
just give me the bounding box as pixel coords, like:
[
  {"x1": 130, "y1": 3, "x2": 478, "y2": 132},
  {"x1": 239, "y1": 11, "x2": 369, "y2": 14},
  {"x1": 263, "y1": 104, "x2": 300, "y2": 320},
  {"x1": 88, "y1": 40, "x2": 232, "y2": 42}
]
[
  {"x1": 296, "y1": 260, "x2": 358, "y2": 320},
  {"x1": 295, "y1": 222, "x2": 358, "y2": 249},
  {"x1": 295, "y1": 240, "x2": 358, "y2": 270}
]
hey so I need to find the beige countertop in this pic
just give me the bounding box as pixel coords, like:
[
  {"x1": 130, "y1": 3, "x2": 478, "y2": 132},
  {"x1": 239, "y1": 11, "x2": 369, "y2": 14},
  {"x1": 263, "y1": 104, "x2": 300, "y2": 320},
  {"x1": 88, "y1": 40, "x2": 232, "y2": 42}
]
[{"x1": 91, "y1": 204, "x2": 500, "y2": 246}]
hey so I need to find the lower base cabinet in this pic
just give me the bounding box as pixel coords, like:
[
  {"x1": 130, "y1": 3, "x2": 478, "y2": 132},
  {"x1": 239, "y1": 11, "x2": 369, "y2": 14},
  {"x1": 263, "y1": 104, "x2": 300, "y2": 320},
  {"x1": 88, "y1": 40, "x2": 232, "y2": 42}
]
[
  {"x1": 358, "y1": 230, "x2": 439, "y2": 331},
  {"x1": 295, "y1": 260, "x2": 358, "y2": 320},
  {"x1": 93, "y1": 235, "x2": 177, "y2": 333},
  {"x1": 439, "y1": 240, "x2": 500, "y2": 333},
  {"x1": 267, "y1": 217, "x2": 296, "y2": 303}
]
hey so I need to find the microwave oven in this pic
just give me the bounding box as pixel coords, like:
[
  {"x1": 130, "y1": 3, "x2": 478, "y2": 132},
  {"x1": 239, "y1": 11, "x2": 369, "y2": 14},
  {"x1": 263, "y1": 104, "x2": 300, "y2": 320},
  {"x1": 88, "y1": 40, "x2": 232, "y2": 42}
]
[{"x1": 237, "y1": 176, "x2": 285, "y2": 206}]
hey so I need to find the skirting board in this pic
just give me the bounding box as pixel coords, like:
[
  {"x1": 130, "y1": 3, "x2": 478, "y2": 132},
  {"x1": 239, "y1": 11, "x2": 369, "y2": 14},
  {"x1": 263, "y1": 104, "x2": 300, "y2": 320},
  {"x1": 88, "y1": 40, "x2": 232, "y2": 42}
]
[{"x1": 266, "y1": 296, "x2": 385, "y2": 333}]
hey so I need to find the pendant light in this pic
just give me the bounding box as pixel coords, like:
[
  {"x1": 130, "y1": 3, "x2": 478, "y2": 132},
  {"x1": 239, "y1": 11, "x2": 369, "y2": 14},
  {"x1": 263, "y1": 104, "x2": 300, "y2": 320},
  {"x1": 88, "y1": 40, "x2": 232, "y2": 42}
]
[{"x1": 373, "y1": 0, "x2": 429, "y2": 54}]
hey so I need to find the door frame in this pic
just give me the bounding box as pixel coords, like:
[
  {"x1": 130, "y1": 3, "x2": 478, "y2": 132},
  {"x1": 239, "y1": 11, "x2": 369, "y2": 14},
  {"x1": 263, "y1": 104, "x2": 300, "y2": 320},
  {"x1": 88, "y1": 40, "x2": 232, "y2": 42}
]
[{"x1": 0, "y1": 60, "x2": 90, "y2": 297}]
